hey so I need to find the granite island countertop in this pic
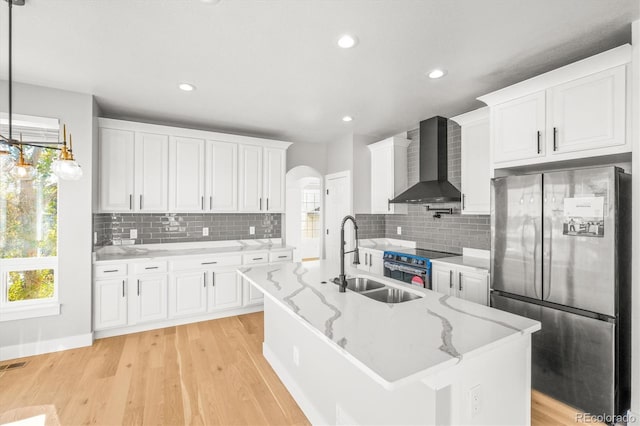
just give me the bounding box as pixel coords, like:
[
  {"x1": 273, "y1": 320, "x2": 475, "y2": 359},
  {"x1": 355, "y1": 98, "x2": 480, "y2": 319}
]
[{"x1": 239, "y1": 260, "x2": 540, "y2": 389}]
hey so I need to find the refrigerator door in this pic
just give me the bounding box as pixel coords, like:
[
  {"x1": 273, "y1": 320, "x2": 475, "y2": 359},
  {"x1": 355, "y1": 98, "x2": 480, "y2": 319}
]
[
  {"x1": 542, "y1": 167, "x2": 617, "y2": 316},
  {"x1": 491, "y1": 174, "x2": 543, "y2": 299},
  {"x1": 491, "y1": 294, "x2": 616, "y2": 417}
]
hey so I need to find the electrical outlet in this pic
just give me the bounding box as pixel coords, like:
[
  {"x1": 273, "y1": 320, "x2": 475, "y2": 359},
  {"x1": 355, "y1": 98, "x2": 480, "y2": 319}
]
[
  {"x1": 130, "y1": 229, "x2": 138, "y2": 239},
  {"x1": 470, "y1": 385, "x2": 481, "y2": 417},
  {"x1": 293, "y1": 346, "x2": 300, "y2": 366},
  {"x1": 202, "y1": 227, "x2": 209, "y2": 236},
  {"x1": 249, "y1": 226, "x2": 255, "y2": 235},
  {"x1": 397, "y1": 226, "x2": 402, "y2": 235}
]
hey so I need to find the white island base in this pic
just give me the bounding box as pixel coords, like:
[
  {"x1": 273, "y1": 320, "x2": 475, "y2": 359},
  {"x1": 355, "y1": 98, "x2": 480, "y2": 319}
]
[{"x1": 264, "y1": 297, "x2": 532, "y2": 425}]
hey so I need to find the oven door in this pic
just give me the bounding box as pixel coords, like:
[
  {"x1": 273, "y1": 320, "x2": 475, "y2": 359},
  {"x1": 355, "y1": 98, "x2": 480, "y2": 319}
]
[{"x1": 383, "y1": 262, "x2": 428, "y2": 288}]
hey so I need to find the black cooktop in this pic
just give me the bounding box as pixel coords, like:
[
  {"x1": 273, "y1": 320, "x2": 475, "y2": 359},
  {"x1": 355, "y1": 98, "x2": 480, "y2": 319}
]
[{"x1": 413, "y1": 249, "x2": 457, "y2": 260}]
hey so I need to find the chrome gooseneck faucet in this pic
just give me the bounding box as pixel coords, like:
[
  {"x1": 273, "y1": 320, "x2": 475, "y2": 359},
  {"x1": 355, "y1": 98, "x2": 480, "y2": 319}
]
[{"x1": 336, "y1": 215, "x2": 360, "y2": 292}]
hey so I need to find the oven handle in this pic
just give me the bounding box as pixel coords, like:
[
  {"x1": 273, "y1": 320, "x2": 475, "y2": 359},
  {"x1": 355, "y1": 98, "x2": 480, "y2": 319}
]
[{"x1": 383, "y1": 261, "x2": 426, "y2": 276}]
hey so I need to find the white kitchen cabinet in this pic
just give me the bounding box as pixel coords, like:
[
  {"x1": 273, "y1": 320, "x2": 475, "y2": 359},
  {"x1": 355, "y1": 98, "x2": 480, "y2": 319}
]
[
  {"x1": 238, "y1": 144, "x2": 264, "y2": 212},
  {"x1": 134, "y1": 132, "x2": 169, "y2": 212},
  {"x1": 169, "y1": 270, "x2": 207, "y2": 317},
  {"x1": 452, "y1": 108, "x2": 491, "y2": 215},
  {"x1": 432, "y1": 263, "x2": 489, "y2": 306},
  {"x1": 242, "y1": 252, "x2": 269, "y2": 306},
  {"x1": 263, "y1": 147, "x2": 286, "y2": 212},
  {"x1": 135, "y1": 274, "x2": 168, "y2": 323},
  {"x1": 99, "y1": 128, "x2": 135, "y2": 212},
  {"x1": 357, "y1": 248, "x2": 384, "y2": 276},
  {"x1": 206, "y1": 140, "x2": 238, "y2": 212},
  {"x1": 491, "y1": 91, "x2": 546, "y2": 164},
  {"x1": 368, "y1": 137, "x2": 410, "y2": 214},
  {"x1": 94, "y1": 278, "x2": 128, "y2": 330},
  {"x1": 548, "y1": 65, "x2": 626, "y2": 155},
  {"x1": 169, "y1": 137, "x2": 206, "y2": 212},
  {"x1": 208, "y1": 269, "x2": 242, "y2": 311}
]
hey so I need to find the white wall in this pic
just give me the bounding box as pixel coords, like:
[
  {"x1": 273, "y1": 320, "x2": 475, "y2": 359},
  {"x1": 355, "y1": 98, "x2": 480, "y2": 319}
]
[
  {"x1": 287, "y1": 140, "x2": 327, "y2": 174},
  {"x1": 631, "y1": 19, "x2": 640, "y2": 419},
  {"x1": 353, "y1": 134, "x2": 378, "y2": 214},
  {"x1": 326, "y1": 134, "x2": 353, "y2": 175},
  {"x1": 0, "y1": 81, "x2": 94, "y2": 350}
]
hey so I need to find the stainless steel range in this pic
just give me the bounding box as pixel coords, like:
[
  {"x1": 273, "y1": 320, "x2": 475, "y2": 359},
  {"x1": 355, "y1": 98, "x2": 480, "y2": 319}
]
[{"x1": 383, "y1": 249, "x2": 454, "y2": 289}]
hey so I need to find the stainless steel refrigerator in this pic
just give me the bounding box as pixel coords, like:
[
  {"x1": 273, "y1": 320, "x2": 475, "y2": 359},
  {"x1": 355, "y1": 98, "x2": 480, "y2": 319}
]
[{"x1": 490, "y1": 166, "x2": 631, "y2": 418}]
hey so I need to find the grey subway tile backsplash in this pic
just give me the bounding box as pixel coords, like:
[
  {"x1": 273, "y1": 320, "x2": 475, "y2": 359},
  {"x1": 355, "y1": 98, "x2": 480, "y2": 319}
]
[
  {"x1": 357, "y1": 119, "x2": 490, "y2": 255},
  {"x1": 93, "y1": 212, "x2": 281, "y2": 249}
]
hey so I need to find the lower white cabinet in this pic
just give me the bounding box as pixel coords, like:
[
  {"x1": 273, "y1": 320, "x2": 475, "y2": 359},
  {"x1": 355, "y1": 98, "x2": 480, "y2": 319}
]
[
  {"x1": 208, "y1": 269, "x2": 242, "y2": 311},
  {"x1": 432, "y1": 263, "x2": 489, "y2": 306},
  {"x1": 169, "y1": 271, "x2": 207, "y2": 318},
  {"x1": 356, "y1": 248, "x2": 384, "y2": 276},
  {"x1": 94, "y1": 278, "x2": 128, "y2": 330},
  {"x1": 243, "y1": 252, "x2": 269, "y2": 307},
  {"x1": 135, "y1": 274, "x2": 169, "y2": 323}
]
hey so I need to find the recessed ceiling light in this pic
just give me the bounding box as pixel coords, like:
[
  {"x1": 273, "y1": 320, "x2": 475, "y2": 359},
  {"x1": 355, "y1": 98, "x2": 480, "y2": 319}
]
[
  {"x1": 342, "y1": 116, "x2": 353, "y2": 122},
  {"x1": 337, "y1": 34, "x2": 358, "y2": 49},
  {"x1": 179, "y1": 83, "x2": 196, "y2": 92},
  {"x1": 428, "y1": 69, "x2": 446, "y2": 79}
]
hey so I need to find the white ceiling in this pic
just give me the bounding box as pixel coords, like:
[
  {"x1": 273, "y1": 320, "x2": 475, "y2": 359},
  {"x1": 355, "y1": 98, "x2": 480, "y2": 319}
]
[{"x1": 0, "y1": 0, "x2": 638, "y2": 144}]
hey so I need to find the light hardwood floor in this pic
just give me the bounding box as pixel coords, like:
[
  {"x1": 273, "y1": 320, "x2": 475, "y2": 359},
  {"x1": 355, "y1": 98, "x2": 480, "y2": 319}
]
[{"x1": 0, "y1": 312, "x2": 601, "y2": 426}]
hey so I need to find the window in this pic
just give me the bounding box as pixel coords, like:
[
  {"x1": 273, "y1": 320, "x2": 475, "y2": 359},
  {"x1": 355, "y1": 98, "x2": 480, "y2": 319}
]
[
  {"x1": 301, "y1": 187, "x2": 321, "y2": 239},
  {"x1": 0, "y1": 114, "x2": 60, "y2": 321}
]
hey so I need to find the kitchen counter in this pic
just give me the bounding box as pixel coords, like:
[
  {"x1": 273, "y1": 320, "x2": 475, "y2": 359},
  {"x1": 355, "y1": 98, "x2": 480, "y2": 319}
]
[
  {"x1": 94, "y1": 239, "x2": 293, "y2": 263},
  {"x1": 357, "y1": 238, "x2": 416, "y2": 254},
  {"x1": 430, "y1": 255, "x2": 490, "y2": 271}
]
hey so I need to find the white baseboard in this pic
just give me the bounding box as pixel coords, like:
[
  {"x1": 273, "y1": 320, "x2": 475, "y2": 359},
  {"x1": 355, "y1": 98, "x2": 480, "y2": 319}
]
[
  {"x1": 0, "y1": 332, "x2": 93, "y2": 362},
  {"x1": 263, "y1": 343, "x2": 328, "y2": 425}
]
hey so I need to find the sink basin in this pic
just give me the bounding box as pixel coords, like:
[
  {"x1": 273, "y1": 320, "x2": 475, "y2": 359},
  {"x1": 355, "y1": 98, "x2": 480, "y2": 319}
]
[
  {"x1": 334, "y1": 277, "x2": 387, "y2": 292},
  {"x1": 362, "y1": 287, "x2": 424, "y2": 303}
]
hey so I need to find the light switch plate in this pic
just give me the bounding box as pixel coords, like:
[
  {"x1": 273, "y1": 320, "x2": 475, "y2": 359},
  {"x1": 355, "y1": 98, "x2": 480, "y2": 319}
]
[
  {"x1": 249, "y1": 226, "x2": 255, "y2": 235},
  {"x1": 130, "y1": 229, "x2": 138, "y2": 239},
  {"x1": 397, "y1": 226, "x2": 402, "y2": 235},
  {"x1": 202, "y1": 227, "x2": 209, "y2": 236}
]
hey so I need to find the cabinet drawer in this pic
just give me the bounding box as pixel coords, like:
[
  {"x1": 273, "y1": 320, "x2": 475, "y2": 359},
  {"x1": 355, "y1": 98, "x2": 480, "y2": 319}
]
[
  {"x1": 133, "y1": 261, "x2": 168, "y2": 275},
  {"x1": 243, "y1": 253, "x2": 269, "y2": 265},
  {"x1": 95, "y1": 263, "x2": 127, "y2": 278},
  {"x1": 269, "y1": 251, "x2": 292, "y2": 263},
  {"x1": 171, "y1": 255, "x2": 242, "y2": 271}
]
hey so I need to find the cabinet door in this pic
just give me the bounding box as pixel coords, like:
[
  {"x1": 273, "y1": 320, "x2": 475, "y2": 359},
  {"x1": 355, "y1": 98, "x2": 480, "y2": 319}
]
[
  {"x1": 136, "y1": 275, "x2": 168, "y2": 323},
  {"x1": 432, "y1": 266, "x2": 454, "y2": 296},
  {"x1": 135, "y1": 132, "x2": 169, "y2": 212},
  {"x1": 207, "y1": 141, "x2": 238, "y2": 212},
  {"x1": 549, "y1": 66, "x2": 626, "y2": 155},
  {"x1": 263, "y1": 148, "x2": 286, "y2": 212},
  {"x1": 99, "y1": 128, "x2": 135, "y2": 212},
  {"x1": 369, "y1": 251, "x2": 384, "y2": 276},
  {"x1": 169, "y1": 137, "x2": 205, "y2": 212},
  {"x1": 492, "y1": 91, "x2": 546, "y2": 163},
  {"x1": 94, "y1": 278, "x2": 127, "y2": 330},
  {"x1": 461, "y1": 119, "x2": 490, "y2": 214},
  {"x1": 458, "y1": 270, "x2": 489, "y2": 306},
  {"x1": 370, "y1": 147, "x2": 394, "y2": 214},
  {"x1": 356, "y1": 248, "x2": 370, "y2": 272},
  {"x1": 169, "y1": 271, "x2": 207, "y2": 317},
  {"x1": 238, "y1": 145, "x2": 263, "y2": 212},
  {"x1": 243, "y1": 280, "x2": 265, "y2": 306},
  {"x1": 208, "y1": 270, "x2": 242, "y2": 311}
]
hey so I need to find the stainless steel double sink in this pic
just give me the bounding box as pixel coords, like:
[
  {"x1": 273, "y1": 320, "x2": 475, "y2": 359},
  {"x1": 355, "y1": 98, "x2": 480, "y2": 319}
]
[{"x1": 334, "y1": 277, "x2": 423, "y2": 303}]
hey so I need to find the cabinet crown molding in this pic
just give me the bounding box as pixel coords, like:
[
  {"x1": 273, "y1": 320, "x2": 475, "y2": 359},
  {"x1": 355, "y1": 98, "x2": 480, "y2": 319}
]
[
  {"x1": 366, "y1": 136, "x2": 412, "y2": 151},
  {"x1": 451, "y1": 107, "x2": 489, "y2": 126},
  {"x1": 98, "y1": 117, "x2": 292, "y2": 150},
  {"x1": 477, "y1": 44, "x2": 631, "y2": 106}
]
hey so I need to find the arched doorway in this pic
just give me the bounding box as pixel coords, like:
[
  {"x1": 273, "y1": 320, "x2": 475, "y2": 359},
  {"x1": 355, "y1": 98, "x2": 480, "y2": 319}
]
[{"x1": 285, "y1": 166, "x2": 323, "y2": 262}]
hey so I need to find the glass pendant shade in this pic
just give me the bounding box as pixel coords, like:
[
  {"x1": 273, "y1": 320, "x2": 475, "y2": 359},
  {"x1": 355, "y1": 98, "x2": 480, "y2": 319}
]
[
  {"x1": 51, "y1": 159, "x2": 82, "y2": 181},
  {"x1": 0, "y1": 146, "x2": 15, "y2": 172},
  {"x1": 10, "y1": 162, "x2": 36, "y2": 180}
]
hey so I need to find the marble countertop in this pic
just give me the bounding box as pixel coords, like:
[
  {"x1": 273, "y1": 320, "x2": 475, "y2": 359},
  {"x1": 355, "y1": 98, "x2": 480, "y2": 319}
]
[
  {"x1": 430, "y1": 255, "x2": 490, "y2": 271},
  {"x1": 239, "y1": 260, "x2": 540, "y2": 389},
  {"x1": 94, "y1": 239, "x2": 293, "y2": 263},
  {"x1": 358, "y1": 238, "x2": 416, "y2": 254}
]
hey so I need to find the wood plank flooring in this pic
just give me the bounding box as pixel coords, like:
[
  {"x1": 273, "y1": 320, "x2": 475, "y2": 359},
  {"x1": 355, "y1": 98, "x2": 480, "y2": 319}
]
[{"x1": 0, "y1": 312, "x2": 601, "y2": 426}]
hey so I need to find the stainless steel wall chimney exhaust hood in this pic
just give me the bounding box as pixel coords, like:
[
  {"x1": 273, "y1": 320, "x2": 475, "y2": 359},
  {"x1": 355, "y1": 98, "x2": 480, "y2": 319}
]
[{"x1": 389, "y1": 116, "x2": 461, "y2": 204}]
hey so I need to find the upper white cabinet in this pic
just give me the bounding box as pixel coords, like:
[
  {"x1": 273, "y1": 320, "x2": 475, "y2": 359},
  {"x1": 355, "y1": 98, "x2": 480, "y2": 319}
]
[
  {"x1": 98, "y1": 118, "x2": 291, "y2": 214},
  {"x1": 169, "y1": 137, "x2": 206, "y2": 212},
  {"x1": 207, "y1": 141, "x2": 238, "y2": 212},
  {"x1": 478, "y1": 45, "x2": 631, "y2": 170},
  {"x1": 99, "y1": 128, "x2": 135, "y2": 212},
  {"x1": 367, "y1": 137, "x2": 411, "y2": 214},
  {"x1": 452, "y1": 108, "x2": 491, "y2": 215},
  {"x1": 239, "y1": 145, "x2": 287, "y2": 213},
  {"x1": 135, "y1": 132, "x2": 169, "y2": 212}
]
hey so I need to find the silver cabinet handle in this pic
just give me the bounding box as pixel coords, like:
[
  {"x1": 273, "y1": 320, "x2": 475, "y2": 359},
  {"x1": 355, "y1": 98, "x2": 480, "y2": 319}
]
[
  {"x1": 145, "y1": 266, "x2": 158, "y2": 270},
  {"x1": 462, "y1": 193, "x2": 465, "y2": 210},
  {"x1": 201, "y1": 196, "x2": 204, "y2": 210},
  {"x1": 122, "y1": 280, "x2": 125, "y2": 298},
  {"x1": 104, "y1": 269, "x2": 119, "y2": 273},
  {"x1": 369, "y1": 254, "x2": 373, "y2": 267},
  {"x1": 129, "y1": 194, "x2": 133, "y2": 210},
  {"x1": 553, "y1": 127, "x2": 558, "y2": 151},
  {"x1": 364, "y1": 253, "x2": 368, "y2": 266},
  {"x1": 459, "y1": 272, "x2": 462, "y2": 292},
  {"x1": 266, "y1": 198, "x2": 269, "y2": 211},
  {"x1": 209, "y1": 196, "x2": 213, "y2": 210},
  {"x1": 203, "y1": 272, "x2": 206, "y2": 288},
  {"x1": 253, "y1": 257, "x2": 264, "y2": 261},
  {"x1": 449, "y1": 270, "x2": 453, "y2": 288},
  {"x1": 259, "y1": 198, "x2": 262, "y2": 211},
  {"x1": 388, "y1": 199, "x2": 391, "y2": 211},
  {"x1": 137, "y1": 279, "x2": 140, "y2": 296},
  {"x1": 536, "y1": 131, "x2": 541, "y2": 154},
  {"x1": 140, "y1": 194, "x2": 143, "y2": 210},
  {"x1": 278, "y1": 255, "x2": 288, "y2": 259},
  {"x1": 201, "y1": 261, "x2": 218, "y2": 265},
  {"x1": 212, "y1": 272, "x2": 215, "y2": 287}
]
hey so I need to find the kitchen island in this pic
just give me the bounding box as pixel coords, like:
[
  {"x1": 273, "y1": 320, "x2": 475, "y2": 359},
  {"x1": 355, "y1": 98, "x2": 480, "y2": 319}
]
[{"x1": 239, "y1": 260, "x2": 540, "y2": 425}]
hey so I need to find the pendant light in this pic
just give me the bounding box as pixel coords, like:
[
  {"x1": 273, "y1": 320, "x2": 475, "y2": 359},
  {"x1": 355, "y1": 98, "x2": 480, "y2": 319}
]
[{"x1": 0, "y1": 0, "x2": 82, "y2": 181}]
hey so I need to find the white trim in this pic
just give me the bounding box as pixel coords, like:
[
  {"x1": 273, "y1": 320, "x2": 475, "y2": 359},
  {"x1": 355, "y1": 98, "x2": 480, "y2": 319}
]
[
  {"x1": 98, "y1": 117, "x2": 292, "y2": 149},
  {"x1": 478, "y1": 44, "x2": 632, "y2": 106},
  {"x1": 0, "y1": 332, "x2": 93, "y2": 361},
  {"x1": 94, "y1": 304, "x2": 264, "y2": 339},
  {"x1": 450, "y1": 107, "x2": 489, "y2": 126},
  {"x1": 263, "y1": 343, "x2": 328, "y2": 425},
  {"x1": 366, "y1": 136, "x2": 411, "y2": 152},
  {"x1": 0, "y1": 302, "x2": 60, "y2": 322}
]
